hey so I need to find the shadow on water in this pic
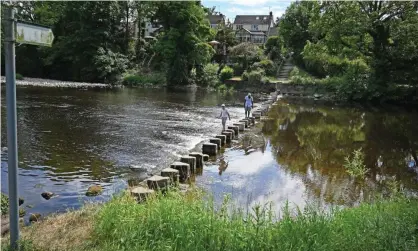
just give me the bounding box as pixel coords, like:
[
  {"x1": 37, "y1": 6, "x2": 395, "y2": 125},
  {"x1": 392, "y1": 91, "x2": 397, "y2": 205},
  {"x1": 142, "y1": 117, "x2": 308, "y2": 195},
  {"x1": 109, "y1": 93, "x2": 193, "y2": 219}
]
[{"x1": 198, "y1": 100, "x2": 418, "y2": 214}]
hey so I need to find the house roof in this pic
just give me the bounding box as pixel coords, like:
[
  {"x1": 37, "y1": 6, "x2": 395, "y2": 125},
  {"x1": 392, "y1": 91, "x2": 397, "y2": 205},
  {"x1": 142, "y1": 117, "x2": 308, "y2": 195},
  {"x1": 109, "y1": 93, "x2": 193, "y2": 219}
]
[
  {"x1": 208, "y1": 14, "x2": 224, "y2": 24},
  {"x1": 236, "y1": 28, "x2": 267, "y2": 36},
  {"x1": 234, "y1": 15, "x2": 272, "y2": 25}
]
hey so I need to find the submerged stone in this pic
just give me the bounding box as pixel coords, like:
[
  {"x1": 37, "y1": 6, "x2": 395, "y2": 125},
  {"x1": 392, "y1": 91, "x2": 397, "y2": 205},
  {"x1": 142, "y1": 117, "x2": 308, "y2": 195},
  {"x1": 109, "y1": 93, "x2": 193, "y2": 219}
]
[{"x1": 86, "y1": 185, "x2": 103, "y2": 196}]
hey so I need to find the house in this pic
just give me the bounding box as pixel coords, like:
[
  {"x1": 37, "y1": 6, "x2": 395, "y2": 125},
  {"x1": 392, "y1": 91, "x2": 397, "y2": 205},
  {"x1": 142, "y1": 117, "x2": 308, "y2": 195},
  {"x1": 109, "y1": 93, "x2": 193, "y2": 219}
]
[
  {"x1": 143, "y1": 20, "x2": 163, "y2": 37},
  {"x1": 233, "y1": 12, "x2": 274, "y2": 44},
  {"x1": 207, "y1": 14, "x2": 225, "y2": 28}
]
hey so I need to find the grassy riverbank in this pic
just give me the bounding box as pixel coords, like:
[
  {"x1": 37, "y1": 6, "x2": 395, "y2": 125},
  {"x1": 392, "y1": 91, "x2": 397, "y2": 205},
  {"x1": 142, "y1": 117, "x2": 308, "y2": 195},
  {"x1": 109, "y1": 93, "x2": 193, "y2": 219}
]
[{"x1": 3, "y1": 189, "x2": 418, "y2": 251}]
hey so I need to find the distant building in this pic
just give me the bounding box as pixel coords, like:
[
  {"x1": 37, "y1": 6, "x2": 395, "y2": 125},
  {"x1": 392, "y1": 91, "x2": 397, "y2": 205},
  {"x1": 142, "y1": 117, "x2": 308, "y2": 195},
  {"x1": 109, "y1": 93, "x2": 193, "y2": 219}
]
[
  {"x1": 233, "y1": 12, "x2": 274, "y2": 45},
  {"x1": 207, "y1": 14, "x2": 225, "y2": 28}
]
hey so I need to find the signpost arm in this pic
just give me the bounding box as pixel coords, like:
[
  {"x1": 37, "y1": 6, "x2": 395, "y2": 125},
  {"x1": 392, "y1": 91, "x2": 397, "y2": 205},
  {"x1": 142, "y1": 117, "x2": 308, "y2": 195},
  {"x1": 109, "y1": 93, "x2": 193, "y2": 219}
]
[{"x1": 5, "y1": 6, "x2": 20, "y2": 250}]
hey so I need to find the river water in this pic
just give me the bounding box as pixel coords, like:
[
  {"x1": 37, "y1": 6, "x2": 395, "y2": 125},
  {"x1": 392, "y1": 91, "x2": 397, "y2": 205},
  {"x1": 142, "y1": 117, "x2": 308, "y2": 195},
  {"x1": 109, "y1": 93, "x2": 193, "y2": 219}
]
[{"x1": 1, "y1": 86, "x2": 418, "y2": 219}]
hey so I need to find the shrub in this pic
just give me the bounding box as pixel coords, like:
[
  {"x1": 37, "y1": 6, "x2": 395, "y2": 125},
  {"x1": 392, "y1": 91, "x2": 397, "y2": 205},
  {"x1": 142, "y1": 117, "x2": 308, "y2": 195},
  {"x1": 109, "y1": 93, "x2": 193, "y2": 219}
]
[
  {"x1": 219, "y1": 66, "x2": 234, "y2": 83},
  {"x1": 122, "y1": 72, "x2": 166, "y2": 86},
  {"x1": 94, "y1": 47, "x2": 129, "y2": 84},
  {"x1": 251, "y1": 59, "x2": 277, "y2": 76},
  {"x1": 241, "y1": 70, "x2": 249, "y2": 81},
  {"x1": 1, "y1": 193, "x2": 9, "y2": 215},
  {"x1": 16, "y1": 73, "x2": 24, "y2": 80},
  {"x1": 200, "y1": 63, "x2": 219, "y2": 87},
  {"x1": 344, "y1": 148, "x2": 369, "y2": 179},
  {"x1": 247, "y1": 69, "x2": 265, "y2": 85},
  {"x1": 231, "y1": 63, "x2": 245, "y2": 76}
]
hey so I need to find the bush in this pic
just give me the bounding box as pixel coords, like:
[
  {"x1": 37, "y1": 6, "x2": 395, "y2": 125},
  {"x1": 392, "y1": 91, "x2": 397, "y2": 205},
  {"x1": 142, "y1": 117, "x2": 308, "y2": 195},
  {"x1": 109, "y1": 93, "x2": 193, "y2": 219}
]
[
  {"x1": 94, "y1": 47, "x2": 129, "y2": 84},
  {"x1": 231, "y1": 63, "x2": 245, "y2": 76},
  {"x1": 199, "y1": 63, "x2": 219, "y2": 87},
  {"x1": 219, "y1": 66, "x2": 234, "y2": 83},
  {"x1": 247, "y1": 69, "x2": 265, "y2": 85},
  {"x1": 122, "y1": 72, "x2": 166, "y2": 86},
  {"x1": 16, "y1": 73, "x2": 24, "y2": 80},
  {"x1": 1, "y1": 193, "x2": 9, "y2": 215},
  {"x1": 241, "y1": 70, "x2": 249, "y2": 81},
  {"x1": 251, "y1": 59, "x2": 277, "y2": 76}
]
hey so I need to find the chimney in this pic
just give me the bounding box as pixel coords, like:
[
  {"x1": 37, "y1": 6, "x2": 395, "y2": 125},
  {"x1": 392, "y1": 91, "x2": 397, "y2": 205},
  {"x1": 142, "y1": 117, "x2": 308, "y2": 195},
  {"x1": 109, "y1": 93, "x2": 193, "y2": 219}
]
[{"x1": 269, "y1": 11, "x2": 273, "y2": 17}]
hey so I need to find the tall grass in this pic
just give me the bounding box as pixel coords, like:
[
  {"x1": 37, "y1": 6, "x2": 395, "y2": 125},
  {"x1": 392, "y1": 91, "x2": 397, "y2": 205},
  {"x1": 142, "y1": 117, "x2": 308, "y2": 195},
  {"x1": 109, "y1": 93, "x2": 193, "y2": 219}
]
[{"x1": 89, "y1": 189, "x2": 418, "y2": 251}]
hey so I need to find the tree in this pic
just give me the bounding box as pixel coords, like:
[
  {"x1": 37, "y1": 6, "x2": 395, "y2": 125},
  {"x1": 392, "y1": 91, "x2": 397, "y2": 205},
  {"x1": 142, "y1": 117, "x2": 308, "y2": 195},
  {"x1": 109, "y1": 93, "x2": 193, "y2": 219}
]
[
  {"x1": 265, "y1": 36, "x2": 283, "y2": 62},
  {"x1": 279, "y1": 1, "x2": 319, "y2": 65},
  {"x1": 153, "y1": 1, "x2": 215, "y2": 86},
  {"x1": 229, "y1": 43, "x2": 263, "y2": 70}
]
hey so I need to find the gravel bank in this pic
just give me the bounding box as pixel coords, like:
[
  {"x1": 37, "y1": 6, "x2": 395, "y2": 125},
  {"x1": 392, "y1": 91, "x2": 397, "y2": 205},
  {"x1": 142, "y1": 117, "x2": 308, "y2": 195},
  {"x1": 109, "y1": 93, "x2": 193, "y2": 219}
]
[{"x1": 1, "y1": 76, "x2": 111, "y2": 88}]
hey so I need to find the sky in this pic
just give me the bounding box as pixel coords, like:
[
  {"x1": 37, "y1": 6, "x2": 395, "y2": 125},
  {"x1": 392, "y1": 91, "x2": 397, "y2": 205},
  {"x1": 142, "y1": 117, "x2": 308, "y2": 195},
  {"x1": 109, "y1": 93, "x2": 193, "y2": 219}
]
[{"x1": 201, "y1": 0, "x2": 293, "y2": 22}]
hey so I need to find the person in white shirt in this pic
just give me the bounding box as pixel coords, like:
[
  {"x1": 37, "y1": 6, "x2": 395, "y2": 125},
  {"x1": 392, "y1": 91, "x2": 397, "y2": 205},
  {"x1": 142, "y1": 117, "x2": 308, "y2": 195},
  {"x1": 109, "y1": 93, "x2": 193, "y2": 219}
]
[
  {"x1": 244, "y1": 93, "x2": 253, "y2": 118},
  {"x1": 217, "y1": 104, "x2": 230, "y2": 131}
]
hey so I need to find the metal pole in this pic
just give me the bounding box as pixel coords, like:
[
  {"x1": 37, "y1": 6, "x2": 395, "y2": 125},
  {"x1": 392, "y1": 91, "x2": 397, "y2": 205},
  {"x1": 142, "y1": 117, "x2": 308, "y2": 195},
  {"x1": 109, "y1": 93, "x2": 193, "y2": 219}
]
[{"x1": 4, "y1": 6, "x2": 20, "y2": 250}]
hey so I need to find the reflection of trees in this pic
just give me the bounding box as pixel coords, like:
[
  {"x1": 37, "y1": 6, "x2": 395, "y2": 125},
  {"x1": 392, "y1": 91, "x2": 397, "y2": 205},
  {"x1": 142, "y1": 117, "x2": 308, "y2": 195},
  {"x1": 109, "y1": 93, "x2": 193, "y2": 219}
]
[{"x1": 264, "y1": 102, "x2": 418, "y2": 206}]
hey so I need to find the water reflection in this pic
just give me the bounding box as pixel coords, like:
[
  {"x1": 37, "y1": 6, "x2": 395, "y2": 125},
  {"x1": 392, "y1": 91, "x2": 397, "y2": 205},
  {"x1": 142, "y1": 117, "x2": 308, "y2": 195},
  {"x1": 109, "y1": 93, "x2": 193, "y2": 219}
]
[
  {"x1": 1, "y1": 86, "x2": 247, "y2": 218},
  {"x1": 199, "y1": 100, "x2": 418, "y2": 213}
]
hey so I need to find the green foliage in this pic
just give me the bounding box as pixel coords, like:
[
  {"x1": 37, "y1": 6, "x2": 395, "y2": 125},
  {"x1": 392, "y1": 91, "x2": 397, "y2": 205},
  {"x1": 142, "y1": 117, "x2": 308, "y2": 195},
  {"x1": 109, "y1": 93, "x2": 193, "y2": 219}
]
[
  {"x1": 122, "y1": 72, "x2": 166, "y2": 86},
  {"x1": 93, "y1": 47, "x2": 129, "y2": 84},
  {"x1": 247, "y1": 69, "x2": 265, "y2": 85},
  {"x1": 154, "y1": 1, "x2": 215, "y2": 86},
  {"x1": 16, "y1": 73, "x2": 24, "y2": 80},
  {"x1": 229, "y1": 43, "x2": 264, "y2": 71},
  {"x1": 201, "y1": 63, "x2": 220, "y2": 87},
  {"x1": 1, "y1": 193, "x2": 8, "y2": 215},
  {"x1": 250, "y1": 59, "x2": 277, "y2": 76},
  {"x1": 344, "y1": 148, "x2": 369, "y2": 179},
  {"x1": 219, "y1": 66, "x2": 234, "y2": 83},
  {"x1": 265, "y1": 36, "x2": 283, "y2": 62},
  {"x1": 230, "y1": 63, "x2": 245, "y2": 76},
  {"x1": 280, "y1": 1, "x2": 418, "y2": 102},
  {"x1": 90, "y1": 191, "x2": 418, "y2": 251}
]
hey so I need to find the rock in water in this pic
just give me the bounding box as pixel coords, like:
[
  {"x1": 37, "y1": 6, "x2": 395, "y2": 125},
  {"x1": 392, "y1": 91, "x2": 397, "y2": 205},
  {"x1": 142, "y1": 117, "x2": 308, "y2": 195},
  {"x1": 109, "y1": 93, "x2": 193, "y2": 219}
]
[
  {"x1": 41, "y1": 192, "x2": 54, "y2": 200},
  {"x1": 19, "y1": 208, "x2": 26, "y2": 217},
  {"x1": 86, "y1": 185, "x2": 103, "y2": 196},
  {"x1": 19, "y1": 197, "x2": 24, "y2": 206},
  {"x1": 29, "y1": 213, "x2": 42, "y2": 223}
]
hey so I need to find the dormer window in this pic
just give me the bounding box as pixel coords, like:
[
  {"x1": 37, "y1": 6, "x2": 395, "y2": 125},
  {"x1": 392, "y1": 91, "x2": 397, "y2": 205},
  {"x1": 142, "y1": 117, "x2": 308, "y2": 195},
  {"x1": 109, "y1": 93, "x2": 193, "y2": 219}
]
[
  {"x1": 256, "y1": 17, "x2": 259, "y2": 20},
  {"x1": 263, "y1": 17, "x2": 267, "y2": 20}
]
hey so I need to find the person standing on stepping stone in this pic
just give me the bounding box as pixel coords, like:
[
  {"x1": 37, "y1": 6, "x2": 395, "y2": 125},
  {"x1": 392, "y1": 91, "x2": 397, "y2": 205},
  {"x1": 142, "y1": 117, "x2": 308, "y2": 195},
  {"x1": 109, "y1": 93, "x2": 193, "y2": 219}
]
[
  {"x1": 244, "y1": 93, "x2": 253, "y2": 118},
  {"x1": 217, "y1": 104, "x2": 230, "y2": 131}
]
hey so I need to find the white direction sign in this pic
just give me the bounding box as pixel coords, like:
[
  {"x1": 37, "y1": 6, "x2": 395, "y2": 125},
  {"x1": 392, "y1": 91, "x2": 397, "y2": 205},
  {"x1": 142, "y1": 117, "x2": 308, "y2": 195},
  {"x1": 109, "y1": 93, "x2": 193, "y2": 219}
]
[{"x1": 15, "y1": 22, "x2": 54, "y2": 47}]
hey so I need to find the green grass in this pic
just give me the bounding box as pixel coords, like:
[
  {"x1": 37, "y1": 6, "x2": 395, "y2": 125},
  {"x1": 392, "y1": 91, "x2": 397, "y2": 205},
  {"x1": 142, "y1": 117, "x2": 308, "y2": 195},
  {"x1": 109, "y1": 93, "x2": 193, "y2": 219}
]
[
  {"x1": 122, "y1": 72, "x2": 166, "y2": 86},
  {"x1": 4, "y1": 190, "x2": 418, "y2": 251},
  {"x1": 89, "y1": 191, "x2": 418, "y2": 251}
]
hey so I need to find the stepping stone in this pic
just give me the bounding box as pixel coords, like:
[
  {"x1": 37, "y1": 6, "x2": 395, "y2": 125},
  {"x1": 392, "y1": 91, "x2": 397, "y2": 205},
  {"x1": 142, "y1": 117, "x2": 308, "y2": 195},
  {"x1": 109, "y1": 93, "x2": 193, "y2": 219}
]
[
  {"x1": 261, "y1": 116, "x2": 273, "y2": 121},
  {"x1": 233, "y1": 123, "x2": 245, "y2": 132},
  {"x1": 203, "y1": 154, "x2": 209, "y2": 161},
  {"x1": 202, "y1": 143, "x2": 217, "y2": 156},
  {"x1": 228, "y1": 126, "x2": 239, "y2": 137},
  {"x1": 189, "y1": 152, "x2": 204, "y2": 168},
  {"x1": 239, "y1": 120, "x2": 249, "y2": 128},
  {"x1": 253, "y1": 112, "x2": 261, "y2": 119},
  {"x1": 146, "y1": 175, "x2": 170, "y2": 190},
  {"x1": 215, "y1": 135, "x2": 226, "y2": 146},
  {"x1": 161, "y1": 168, "x2": 180, "y2": 185},
  {"x1": 225, "y1": 129, "x2": 235, "y2": 139},
  {"x1": 180, "y1": 156, "x2": 196, "y2": 173},
  {"x1": 170, "y1": 162, "x2": 190, "y2": 182},
  {"x1": 221, "y1": 131, "x2": 233, "y2": 143},
  {"x1": 248, "y1": 117, "x2": 256, "y2": 124},
  {"x1": 131, "y1": 186, "x2": 155, "y2": 202},
  {"x1": 209, "y1": 138, "x2": 221, "y2": 150}
]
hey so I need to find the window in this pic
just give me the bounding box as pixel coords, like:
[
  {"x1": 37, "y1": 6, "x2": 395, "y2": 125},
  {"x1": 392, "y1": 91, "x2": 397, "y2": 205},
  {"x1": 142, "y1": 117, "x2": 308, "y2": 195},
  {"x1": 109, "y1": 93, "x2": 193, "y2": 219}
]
[
  {"x1": 253, "y1": 25, "x2": 259, "y2": 30},
  {"x1": 236, "y1": 24, "x2": 243, "y2": 29}
]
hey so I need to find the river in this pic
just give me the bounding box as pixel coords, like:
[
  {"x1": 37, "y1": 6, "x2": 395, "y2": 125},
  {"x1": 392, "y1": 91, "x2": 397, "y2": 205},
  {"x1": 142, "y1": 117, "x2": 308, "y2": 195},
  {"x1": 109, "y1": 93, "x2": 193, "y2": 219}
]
[{"x1": 1, "y1": 86, "x2": 418, "y2": 220}]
